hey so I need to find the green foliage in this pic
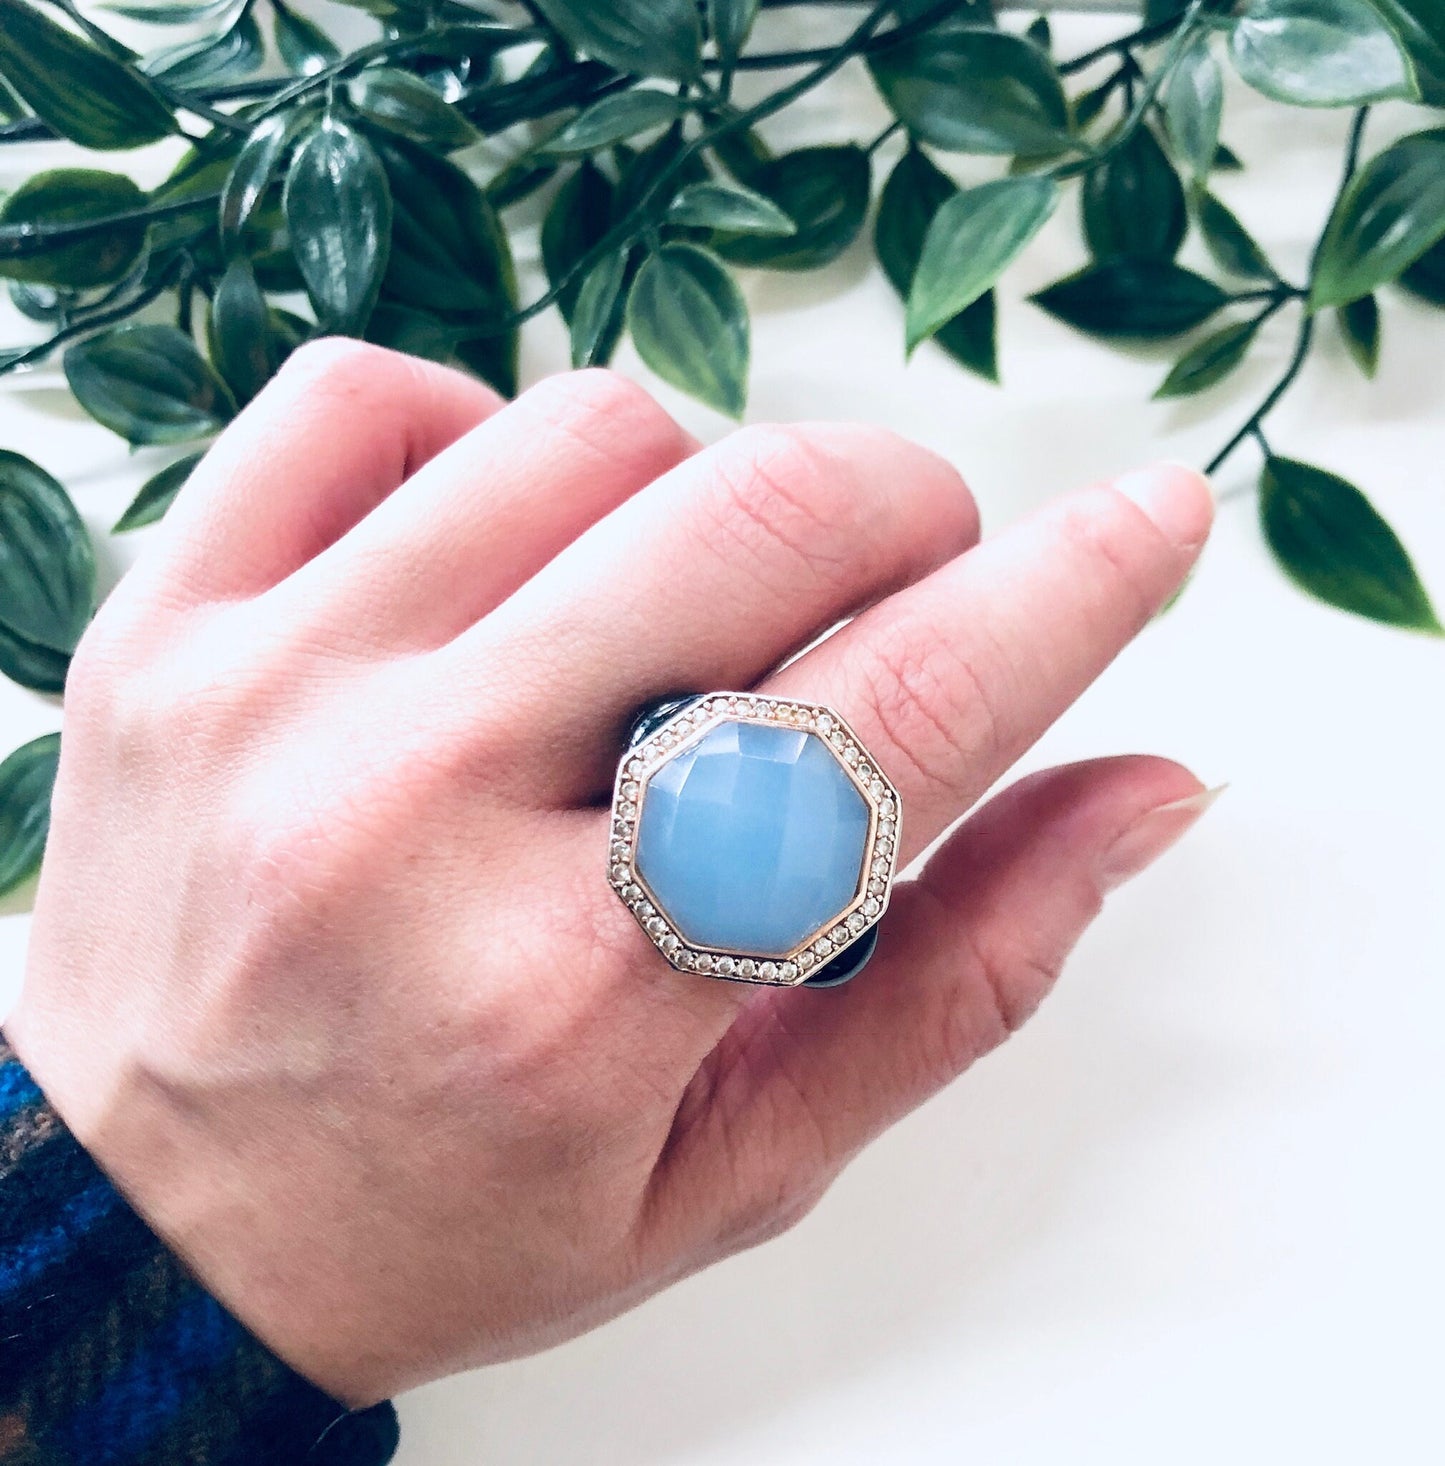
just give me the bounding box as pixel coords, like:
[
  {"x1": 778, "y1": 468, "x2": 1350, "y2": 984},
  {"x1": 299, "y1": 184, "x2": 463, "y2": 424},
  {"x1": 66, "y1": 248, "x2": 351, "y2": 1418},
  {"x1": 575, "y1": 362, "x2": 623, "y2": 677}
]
[
  {"x1": 1, "y1": 0, "x2": 1444, "y2": 879},
  {"x1": 0, "y1": 733, "x2": 61, "y2": 897}
]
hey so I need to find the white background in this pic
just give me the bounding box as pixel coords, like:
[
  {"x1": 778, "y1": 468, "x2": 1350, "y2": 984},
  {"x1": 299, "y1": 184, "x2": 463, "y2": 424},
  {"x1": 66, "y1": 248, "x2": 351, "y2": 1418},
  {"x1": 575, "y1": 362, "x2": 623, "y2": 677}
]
[{"x1": 2, "y1": 10, "x2": 1443, "y2": 1464}]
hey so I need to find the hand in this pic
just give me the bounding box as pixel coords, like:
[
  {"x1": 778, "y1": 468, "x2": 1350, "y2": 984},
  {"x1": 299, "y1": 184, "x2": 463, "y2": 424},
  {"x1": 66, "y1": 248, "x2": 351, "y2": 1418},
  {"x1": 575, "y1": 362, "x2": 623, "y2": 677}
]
[{"x1": 8, "y1": 346, "x2": 1214, "y2": 1405}]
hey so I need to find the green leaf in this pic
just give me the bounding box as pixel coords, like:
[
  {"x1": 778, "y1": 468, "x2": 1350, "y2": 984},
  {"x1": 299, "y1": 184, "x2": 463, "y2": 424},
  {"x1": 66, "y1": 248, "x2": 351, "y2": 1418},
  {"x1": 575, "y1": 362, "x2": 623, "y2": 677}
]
[
  {"x1": 1072, "y1": 77, "x2": 1115, "y2": 131},
  {"x1": 1032, "y1": 260, "x2": 1230, "y2": 338},
  {"x1": 113, "y1": 449, "x2": 204, "y2": 532},
  {"x1": 709, "y1": 0, "x2": 759, "y2": 73},
  {"x1": 207, "y1": 258, "x2": 272, "y2": 405},
  {"x1": 104, "y1": 0, "x2": 232, "y2": 21},
  {"x1": 285, "y1": 114, "x2": 392, "y2": 335},
  {"x1": 1196, "y1": 192, "x2": 1278, "y2": 281},
  {"x1": 65, "y1": 324, "x2": 235, "y2": 445},
  {"x1": 220, "y1": 110, "x2": 310, "y2": 256},
  {"x1": 0, "y1": 733, "x2": 61, "y2": 897},
  {"x1": 1338, "y1": 292, "x2": 1380, "y2": 376},
  {"x1": 272, "y1": 0, "x2": 339, "y2": 75},
  {"x1": 145, "y1": 3, "x2": 262, "y2": 86},
  {"x1": 1311, "y1": 129, "x2": 1445, "y2": 308},
  {"x1": 1229, "y1": 0, "x2": 1417, "y2": 105},
  {"x1": 908, "y1": 174, "x2": 1056, "y2": 352},
  {"x1": 0, "y1": 0, "x2": 176, "y2": 148},
  {"x1": 1214, "y1": 141, "x2": 1245, "y2": 170},
  {"x1": 0, "y1": 170, "x2": 148, "y2": 288},
  {"x1": 627, "y1": 243, "x2": 747, "y2": 416},
  {"x1": 532, "y1": 0, "x2": 702, "y2": 80},
  {"x1": 569, "y1": 248, "x2": 630, "y2": 368},
  {"x1": 544, "y1": 89, "x2": 686, "y2": 157},
  {"x1": 1260, "y1": 456, "x2": 1441, "y2": 632},
  {"x1": 874, "y1": 147, "x2": 998, "y2": 380},
  {"x1": 541, "y1": 160, "x2": 615, "y2": 324},
  {"x1": 868, "y1": 29, "x2": 1071, "y2": 155},
  {"x1": 666, "y1": 180, "x2": 794, "y2": 236},
  {"x1": 1082, "y1": 126, "x2": 1187, "y2": 263},
  {"x1": 364, "y1": 304, "x2": 470, "y2": 363},
  {"x1": 1162, "y1": 38, "x2": 1223, "y2": 179},
  {"x1": 1154, "y1": 316, "x2": 1260, "y2": 397},
  {"x1": 487, "y1": 153, "x2": 559, "y2": 209},
  {"x1": 1401, "y1": 234, "x2": 1445, "y2": 304},
  {"x1": 0, "y1": 624, "x2": 69, "y2": 693},
  {"x1": 347, "y1": 68, "x2": 481, "y2": 151},
  {"x1": 714, "y1": 145, "x2": 869, "y2": 270},
  {"x1": 0, "y1": 450, "x2": 94, "y2": 662},
  {"x1": 1369, "y1": 0, "x2": 1445, "y2": 103},
  {"x1": 376, "y1": 137, "x2": 518, "y2": 395},
  {"x1": 1027, "y1": 15, "x2": 1052, "y2": 50}
]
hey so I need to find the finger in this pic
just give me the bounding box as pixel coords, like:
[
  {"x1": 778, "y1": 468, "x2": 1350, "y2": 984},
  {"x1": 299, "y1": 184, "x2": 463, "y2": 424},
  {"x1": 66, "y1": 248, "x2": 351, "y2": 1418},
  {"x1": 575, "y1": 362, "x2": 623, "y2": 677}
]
[
  {"x1": 138, "y1": 340, "x2": 503, "y2": 606},
  {"x1": 763, "y1": 463, "x2": 1214, "y2": 863},
  {"x1": 439, "y1": 422, "x2": 980, "y2": 802},
  {"x1": 645, "y1": 756, "x2": 1217, "y2": 1258},
  {"x1": 271, "y1": 370, "x2": 698, "y2": 652}
]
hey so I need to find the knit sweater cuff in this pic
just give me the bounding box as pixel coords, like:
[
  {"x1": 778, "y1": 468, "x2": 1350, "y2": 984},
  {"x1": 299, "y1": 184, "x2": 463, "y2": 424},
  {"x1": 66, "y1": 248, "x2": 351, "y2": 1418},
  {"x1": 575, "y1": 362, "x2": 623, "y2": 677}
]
[{"x1": 0, "y1": 1033, "x2": 399, "y2": 1465}]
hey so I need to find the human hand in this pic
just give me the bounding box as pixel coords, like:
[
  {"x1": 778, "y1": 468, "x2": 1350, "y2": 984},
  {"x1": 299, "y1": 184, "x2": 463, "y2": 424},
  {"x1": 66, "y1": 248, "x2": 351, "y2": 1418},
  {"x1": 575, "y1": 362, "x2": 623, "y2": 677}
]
[{"x1": 8, "y1": 346, "x2": 1214, "y2": 1405}]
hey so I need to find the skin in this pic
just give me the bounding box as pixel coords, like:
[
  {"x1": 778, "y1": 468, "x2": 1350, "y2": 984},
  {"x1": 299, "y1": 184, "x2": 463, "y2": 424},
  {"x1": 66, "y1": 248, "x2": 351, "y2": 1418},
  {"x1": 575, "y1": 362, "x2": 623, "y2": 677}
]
[{"x1": 7, "y1": 346, "x2": 1216, "y2": 1407}]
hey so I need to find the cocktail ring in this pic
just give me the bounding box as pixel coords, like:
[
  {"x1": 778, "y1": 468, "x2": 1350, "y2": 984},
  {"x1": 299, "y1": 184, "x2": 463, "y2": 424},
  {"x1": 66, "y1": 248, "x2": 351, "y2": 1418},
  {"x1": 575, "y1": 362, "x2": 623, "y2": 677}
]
[{"x1": 608, "y1": 693, "x2": 901, "y2": 988}]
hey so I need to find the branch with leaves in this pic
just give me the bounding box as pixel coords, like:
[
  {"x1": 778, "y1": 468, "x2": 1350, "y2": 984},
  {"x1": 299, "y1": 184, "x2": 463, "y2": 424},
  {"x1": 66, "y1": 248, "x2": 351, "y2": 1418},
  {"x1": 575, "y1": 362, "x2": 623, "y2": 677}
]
[{"x1": 1, "y1": 0, "x2": 1444, "y2": 891}]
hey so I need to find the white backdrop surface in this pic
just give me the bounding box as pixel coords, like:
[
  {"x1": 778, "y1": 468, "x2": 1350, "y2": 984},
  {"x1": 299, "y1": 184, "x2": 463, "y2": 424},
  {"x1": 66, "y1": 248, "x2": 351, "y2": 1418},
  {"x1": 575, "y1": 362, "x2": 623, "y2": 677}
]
[{"x1": 2, "y1": 13, "x2": 1443, "y2": 1464}]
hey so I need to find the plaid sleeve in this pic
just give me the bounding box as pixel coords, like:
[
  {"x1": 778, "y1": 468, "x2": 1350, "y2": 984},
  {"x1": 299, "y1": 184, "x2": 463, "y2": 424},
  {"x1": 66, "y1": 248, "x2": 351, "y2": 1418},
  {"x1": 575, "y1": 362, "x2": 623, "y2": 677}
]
[{"x1": 0, "y1": 1034, "x2": 399, "y2": 1466}]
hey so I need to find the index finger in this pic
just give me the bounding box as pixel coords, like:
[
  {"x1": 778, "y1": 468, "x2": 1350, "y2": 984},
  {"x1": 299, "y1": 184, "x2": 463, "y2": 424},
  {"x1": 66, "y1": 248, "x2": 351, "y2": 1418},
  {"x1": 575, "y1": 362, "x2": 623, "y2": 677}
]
[{"x1": 762, "y1": 462, "x2": 1213, "y2": 862}]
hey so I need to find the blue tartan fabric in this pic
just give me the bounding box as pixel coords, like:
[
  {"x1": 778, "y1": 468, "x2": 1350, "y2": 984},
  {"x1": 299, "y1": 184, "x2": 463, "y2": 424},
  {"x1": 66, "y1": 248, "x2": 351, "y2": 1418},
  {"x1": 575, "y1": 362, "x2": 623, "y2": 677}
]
[{"x1": 0, "y1": 1034, "x2": 399, "y2": 1465}]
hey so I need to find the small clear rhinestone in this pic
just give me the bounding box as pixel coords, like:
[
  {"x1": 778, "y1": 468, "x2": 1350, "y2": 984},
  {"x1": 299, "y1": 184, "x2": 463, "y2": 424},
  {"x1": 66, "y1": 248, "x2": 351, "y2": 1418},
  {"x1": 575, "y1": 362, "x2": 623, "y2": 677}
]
[
  {"x1": 759, "y1": 961, "x2": 778, "y2": 980},
  {"x1": 876, "y1": 838, "x2": 893, "y2": 857},
  {"x1": 817, "y1": 713, "x2": 834, "y2": 732},
  {"x1": 618, "y1": 801, "x2": 637, "y2": 821},
  {"x1": 829, "y1": 729, "x2": 845, "y2": 748},
  {"x1": 815, "y1": 937, "x2": 834, "y2": 957},
  {"x1": 880, "y1": 819, "x2": 897, "y2": 839},
  {"x1": 646, "y1": 916, "x2": 666, "y2": 937},
  {"x1": 623, "y1": 883, "x2": 642, "y2": 901},
  {"x1": 637, "y1": 901, "x2": 655, "y2": 919},
  {"x1": 627, "y1": 758, "x2": 644, "y2": 778},
  {"x1": 844, "y1": 745, "x2": 859, "y2": 764},
  {"x1": 780, "y1": 961, "x2": 798, "y2": 981},
  {"x1": 870, "y1": 779, "x2": 886, "y2": 797},
  {"x1": 799, "y1": 950, "x2": 816, "y2": 969},
  {"x1": 872, "y1": 856, "x2": 889, "y2": 877},
  {"x1": 716, "y1": 956, "x2": 736, "y2": 977},
  {"x1": 857, "y1": 764, "x2": 872, "y2": 781},
  {"x1": 738, "y1": 959, "x2": 757, "y2": 978},
  {"x1": 610, "y1": 863, "x2": 629, "y2": 885},
  {"x1": 694, "y1": 953, "x2": 714, "y2": 973},
  {"x1": 869, "y1": 878, "x2": 886, "y2": 896},
  {"x1": 621, "y1": 780, "x2": 639, "y2": 800},
  {"x1": 830, "y1": 925, "x2": 848, "y2": 944},
  {"x1": 863, "y1": 897, "x2": 881, "y2": 917},
  {"x1": 847, "y1": 912, "x2": 866, "y2": 933},
  {"x1": 661, "y1": 933, "x2": 680, "y2": 953},
  {"x1": 881, "y1": 797, "x2": 896, "y2": 816}
]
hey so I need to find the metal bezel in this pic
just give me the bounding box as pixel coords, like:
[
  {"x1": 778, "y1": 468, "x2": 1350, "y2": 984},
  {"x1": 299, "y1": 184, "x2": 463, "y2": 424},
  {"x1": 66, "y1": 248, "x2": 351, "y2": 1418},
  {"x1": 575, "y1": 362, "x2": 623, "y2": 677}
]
[{"x1": 607, "y1": 693, "x2": 901, "y2": 987}]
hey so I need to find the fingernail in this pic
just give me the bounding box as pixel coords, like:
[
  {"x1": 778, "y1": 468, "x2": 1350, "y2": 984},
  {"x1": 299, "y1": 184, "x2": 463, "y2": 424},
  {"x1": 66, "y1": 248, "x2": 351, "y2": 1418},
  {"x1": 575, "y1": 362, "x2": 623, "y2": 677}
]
[
  {"x1": 1114, "y1": 461, "x2": 1214, "y2": 551},
  {"x1": 1098, "y1": 783, "x2": 1227, "y2": 891}
]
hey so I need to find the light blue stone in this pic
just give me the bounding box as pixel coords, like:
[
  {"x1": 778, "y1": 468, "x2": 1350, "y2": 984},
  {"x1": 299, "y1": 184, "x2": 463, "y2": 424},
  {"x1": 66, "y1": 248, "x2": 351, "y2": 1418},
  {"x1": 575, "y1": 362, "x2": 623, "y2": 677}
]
[{"x1": 636, "y1": 720, "x2": 870, "y2": 957}]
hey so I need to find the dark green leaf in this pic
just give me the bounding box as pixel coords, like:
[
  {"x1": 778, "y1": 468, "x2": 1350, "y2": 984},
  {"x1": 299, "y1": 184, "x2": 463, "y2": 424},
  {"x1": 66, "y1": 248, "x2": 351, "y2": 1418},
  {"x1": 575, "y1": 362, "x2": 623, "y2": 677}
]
[
  {"x1": 569, "y1": 248, "x2": 629, "y2": 368},
  {"x1": 532, "y1": 0, "x2": 702, "y2": 80},
  {"x1": 348, "y1": 67, "x2": 481, "y2": 151},
  {"x1": 365, "y1": 304, "x2": 469, "y2": 363},
  {"x1": 1082, "y1": 126, "x2": 1187, "y2": 262},
  {"x1": 1311, "y1": 129, "x2": 1445, "y2": 308},
  {"x1": 0, "y1": 624, "x2": 69, "y2": 693},
  {"x1": 909, "y1": 174, "x2": 1056, "y2": 351},
  {"x1": 1339, "y1": 292, "x2": 1380, "y2": 375},
  {"x1": 544, "y1": 89, "x2": 686, "y2": 156},
  {"x1": 1369, "y1": 0, "x2": 1445, "y2": 103},
  {"x1": 0, "y1": 170, "x2": 147, "y2": 288},
  {"x1": 613, "y1": 127, "x2": 707, "y2": 218},
  {"x1": 145, "y1": 4, "x2": 262, "y2": 86},
  {"x1": 868, "y1": 29, "x2": 1071, "y2": 155},
  {"x1": 1401, "y1": 234, "x2": 1445, "y2": 304},
  {"x1": 285, "y1": 114, "x2": 392, "y2": 334},
  {"x1": 376, "y1": 137, "x2": 517, "y2": 395},
  {"x1": 113, "y1": 449, "x2": 204, "y2": 532},
  {"x1": 875, "y1": 148, "x2": 997, "y2": 380},
  {"x1": 1197, "y1": 192, "x2": 1278, "y2": 281},
  {"x1": 104, "y1": 0, "x2": 232, "y2": 20},
  {"x1": 1026, "y1": 15, "x2": 1052, "y2": 50},
  {"x1": 0, "y1": 733, "x2": 61, "y2": 897},
  {"x1": 666, "y1": 180, "x2": 794, "y2": 236},
  {"x1": 8, "y1": 282, "x2": 76, "y2": 322},
  {"x1": 220, "y1": 110, "x2": 311, "y2": 256},
  {"x1": 542, "y1": 160, "x2": 614, "y2": 324},
  {"x1": 1229, "y1": 0, "x2": 1417, "y2": 105},
  {"x1": 486, "y1": 153, "x2": 559, "y2": 208},
  {"x1": 0, "y1": 450, "x2": 94, "y2": 660},
  {"x1": 1146, "y1": 0, "x2": 1190, "y2": 21},
  {"x1": 0, "y1": 0, "x2": 176, "y2": 148},
  {"x1": 1072, "y1": 77, "x2": 1115, "y2": 131},
  {"x1": 1032, "y1": 260, "x2": 1230, "y2": 337},
  {"x1": 1154, "y1": 316, "x2": 1260, "y2": 397},
  {"x1": 1162, "y1": 39, "x2": 1223, "y2": 179},
  {"x1": 628, "y1": 244, "x2": 747, "y2": 416},
  {"x1": 1260, "y1": 456, "x2": 1441, "y2": 631},
  {"x1": 207, "y1": 258, "x2": 272, "y2": 405},
  {"x1": 64, "y1": 324, "x2": 235, "y2": 445},
  {"x1": 710, "y1": 0, "x2": 758, "y2": 73},
  {"x1": 272, "y1": 0, "x2": 339, "y2": 75},
  {"x1": 714, "y1": 145, "x2": 869, "y2": 270},
  {"x1": 1213, "y1": 141, "x2": 1245, "y2": 170}
]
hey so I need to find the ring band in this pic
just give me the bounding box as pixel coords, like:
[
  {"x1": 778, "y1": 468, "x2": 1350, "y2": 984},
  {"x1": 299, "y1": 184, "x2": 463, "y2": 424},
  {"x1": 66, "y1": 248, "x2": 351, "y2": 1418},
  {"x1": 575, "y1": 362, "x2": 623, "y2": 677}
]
[{"x1": 608, "y1": 693, "x2": 900, "y2": 987}]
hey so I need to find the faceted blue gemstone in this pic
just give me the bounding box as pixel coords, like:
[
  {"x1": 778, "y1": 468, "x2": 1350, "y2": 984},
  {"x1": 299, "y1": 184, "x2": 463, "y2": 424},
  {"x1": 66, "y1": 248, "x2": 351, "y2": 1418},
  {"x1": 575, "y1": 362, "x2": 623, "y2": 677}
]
[{"x1": 636, "y1": 720, "x2": 870, "y2": 957}]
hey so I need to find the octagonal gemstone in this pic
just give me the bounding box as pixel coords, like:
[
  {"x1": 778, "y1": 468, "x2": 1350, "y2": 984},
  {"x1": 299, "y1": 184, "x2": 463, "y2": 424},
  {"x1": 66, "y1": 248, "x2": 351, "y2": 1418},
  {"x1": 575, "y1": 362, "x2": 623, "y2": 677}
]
[{"x1": 636, "y1": 720, "x2": 870, "y2": 957}]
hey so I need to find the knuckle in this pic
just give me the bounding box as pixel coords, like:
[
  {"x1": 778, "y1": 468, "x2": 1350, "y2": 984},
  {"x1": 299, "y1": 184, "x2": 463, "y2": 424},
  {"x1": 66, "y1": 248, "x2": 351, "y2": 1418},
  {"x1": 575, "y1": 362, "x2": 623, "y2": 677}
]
[
  {"x1": 1057, "y1": 491, "x2": 1162, "y2": 630},
  {"x1": 277, "y1": 334, "x2": 385, "y2": 389},
  {"x1": 520, "y1": 368, "x2": 678, "y2": 457},
  {"x1": 704, "y1": 425, "x2": 854, "y2": 590},
  {"x1": 852, "y1": 618, "x2": 1000, "y2": 802}
]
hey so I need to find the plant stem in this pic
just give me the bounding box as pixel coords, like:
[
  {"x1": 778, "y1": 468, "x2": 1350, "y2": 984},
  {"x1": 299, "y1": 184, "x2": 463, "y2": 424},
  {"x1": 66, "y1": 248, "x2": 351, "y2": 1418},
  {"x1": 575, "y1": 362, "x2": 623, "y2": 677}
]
[
  {"x1": 1204, "y1": 105, "x2": 1370, "y2": 478},
  {"x1": 1058, "y1": 11, "x2": 1188, "y2": 76},
  {"x1": 0, "y1": 193, "x2": 220, "y2": 261}
]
